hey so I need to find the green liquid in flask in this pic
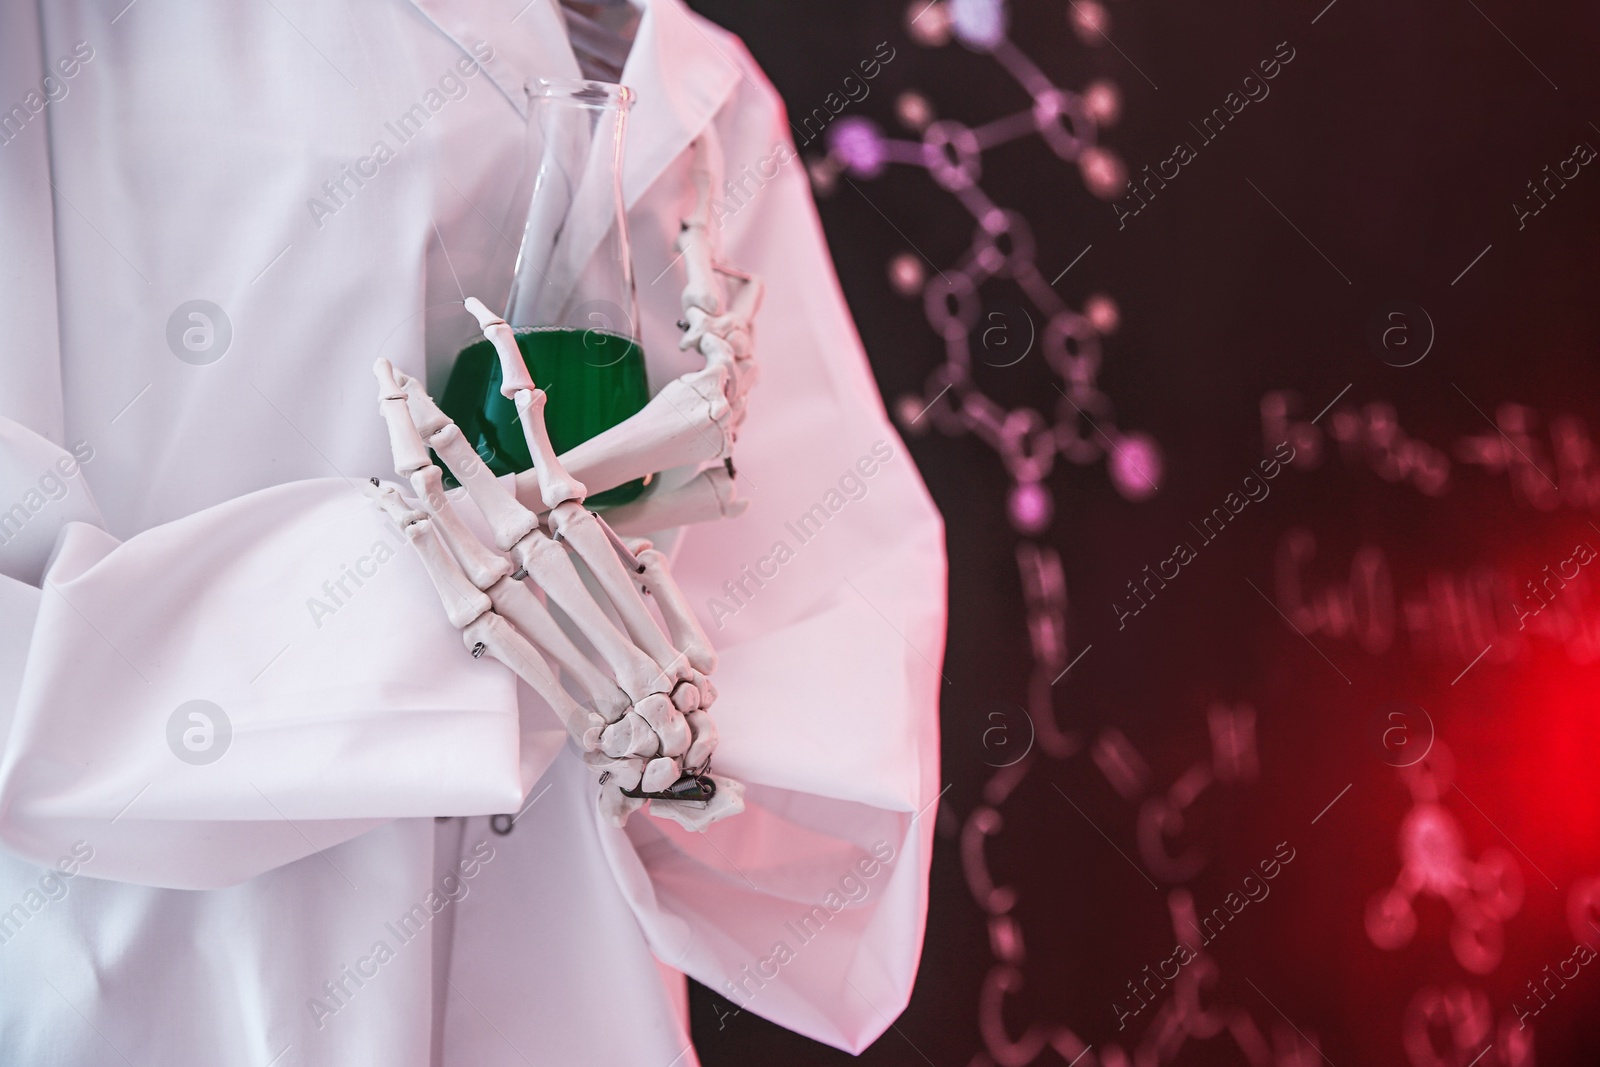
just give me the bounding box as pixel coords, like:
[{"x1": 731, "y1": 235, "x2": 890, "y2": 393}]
[{"x1": 438, "y1": 326, "x2": 651, "y2": 508}]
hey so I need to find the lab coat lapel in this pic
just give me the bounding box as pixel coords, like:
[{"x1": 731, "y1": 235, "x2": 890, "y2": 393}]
[
  {"x1": 0, "y1": 2, "x2": 65, "y2": 444},
  {"x1": 406, "y1": 0, "x2": 582, "y2": 117},
  {"x1": 617, "y1": 0, "x2": 741, "y2": 208},
  {"x1": 404, "y1": 0, "x2": 738, "y2": 206}
]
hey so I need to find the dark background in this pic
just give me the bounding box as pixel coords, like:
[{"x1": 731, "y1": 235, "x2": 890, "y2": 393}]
[{"x1": 684, "y1": 1, "x2": 1600, "y2": 1063}]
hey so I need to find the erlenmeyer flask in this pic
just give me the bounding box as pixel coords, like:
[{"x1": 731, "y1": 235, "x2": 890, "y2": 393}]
[{"x1": 439, "y1": 78, "x2": 650, "y2": 507}]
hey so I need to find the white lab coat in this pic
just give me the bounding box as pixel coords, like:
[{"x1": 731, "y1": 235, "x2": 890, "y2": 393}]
[{"x1": 0, "y1": 0, "x2": 945, "y2": 1063}]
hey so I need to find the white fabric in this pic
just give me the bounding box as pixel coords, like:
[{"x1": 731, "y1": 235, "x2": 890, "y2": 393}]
[{"x1": 0, "y1": 0, "x2": 945, "y2": 1062}]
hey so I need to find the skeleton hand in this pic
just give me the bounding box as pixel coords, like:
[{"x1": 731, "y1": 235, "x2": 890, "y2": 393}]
[
  {"x1": 512, "y1": 135, "x2": 764, "y2": 529},
  {"x1": 370, "y1": 307, "x2": 743, "y2": 831},
  {"x1": 673, "y1": 132, "x2": 762, "y2": 437}
]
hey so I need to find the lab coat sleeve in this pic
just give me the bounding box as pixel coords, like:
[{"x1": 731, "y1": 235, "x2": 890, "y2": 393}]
[
  {"x1": 597, "y1": 55, "x2": 947, "y2": 1055},
  {"x1": 0, "y1": 418, "x2": 524, "y2": 890}
]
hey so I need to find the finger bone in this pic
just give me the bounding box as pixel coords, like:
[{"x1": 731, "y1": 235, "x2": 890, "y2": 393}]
[
  {"x1": 374, "y1": 359, "x2": 433, "y2": 476},
  {"x1": 409, "y1": 466, "x2": 513, "y2": 590},
  {"x1": 600, "y1": 466, "x2": 748, "y2": 538},
  {"x1": 429, "y1": 422, "x2": 540, "y2": 551},
  {"x1": 513, "y1": 388, "x2": 587, "y2": 509},
  {"x1": 534, "y1": 369, "x2": 733, "y2": 501}
]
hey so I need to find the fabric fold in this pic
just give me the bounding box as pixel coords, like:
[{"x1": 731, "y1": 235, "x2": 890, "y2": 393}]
[{"x1": 0, "y1": 479, "x2": 522, "y2": 889}]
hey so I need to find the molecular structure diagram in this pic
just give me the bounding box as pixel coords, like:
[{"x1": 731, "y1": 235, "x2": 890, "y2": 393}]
[
  {"x1": 1365, "y1": 742, "x2": 1535, "y2": 1067},
  {"x1": 807, "y1": 0, "x2": 1164, "y2": 535},
  {"x1": 1365, "y1": 742, "x2": 1524, "y2": 975},
  {"x1": 964, "y1": 593, "x2": 1328, "y2": 1067},
  {"x1": 808, "y1": 6, "x2": 1332, "y2": 1062}
]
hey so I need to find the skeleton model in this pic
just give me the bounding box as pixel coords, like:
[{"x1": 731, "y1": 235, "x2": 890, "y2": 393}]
[{"x1": 370, "y1": 137, "x2": 761, "y2": 830}]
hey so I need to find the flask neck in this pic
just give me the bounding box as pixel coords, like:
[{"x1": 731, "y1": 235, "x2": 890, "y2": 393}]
[{"x1": 507, "y1": 78, "x2": 638, "y2": 342}]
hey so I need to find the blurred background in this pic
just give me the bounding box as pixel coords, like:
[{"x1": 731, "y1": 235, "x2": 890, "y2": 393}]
[{"x1": 683, "y1": 0, "x2": 1600, "y2": 1064}]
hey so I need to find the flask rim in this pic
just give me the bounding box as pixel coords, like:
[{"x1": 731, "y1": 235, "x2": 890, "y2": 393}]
[{"x1": 526, "y1": 77, "x2": 634, "y2": 109}]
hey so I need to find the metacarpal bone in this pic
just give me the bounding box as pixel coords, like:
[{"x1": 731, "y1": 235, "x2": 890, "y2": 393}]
[
  {"x1": 678, "y1": 224, "x2": 720, "y2": 316},
  {"x1": 510, "y1": 529, "x2": 666, "y2": 703},
  {"x1": 635, "y1": 544, "x2": 717, "y2": 675},
  {"x1": 364, "y1": 482, "x2": 596, "y2": 751},
  {"x1": 546, "y1": 503, "x2": 686, "y2": 684},
  {"x1": 461, "y1": 612, "x2": 593, "y2": 748},
  {"x1": 726, "y1": 271, "x2": 764, "y2": 323},
  {"x1": 483, "y1": 573, "x2": 630, "y2": 723}
]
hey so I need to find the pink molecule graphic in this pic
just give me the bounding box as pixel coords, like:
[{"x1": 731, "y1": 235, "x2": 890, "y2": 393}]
[
  {"x1": 1083, "y1": 79, "x2": 1122, "y2": 125},
  {"x1": 1109, "y1": 432, "x2": 1164, "y2": 502},
  {"x1": 1008, "y1": 480, "x2": 1053, "y2": 534},
  {"x1": 949, "y1": 0, "x2": 1008, "y2": 51},
  {"x1": 888, "y1": 252, "x2": 926, "y2": 297},
  {"x1": 816, "y1": 0, "x2": 1161, "y2": 516},
  {"x1": 827, "y1": 116, "x2": 889, "y2": 178},
  {"x1": 1069, "y1": 0, "x2": 1110, "y2": 44},
  {"x1": 1366, "y1": 743, "x2": 1524, "y2": 976}
]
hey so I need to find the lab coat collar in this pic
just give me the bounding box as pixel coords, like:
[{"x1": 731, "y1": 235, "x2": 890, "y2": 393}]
[
  {"x1": 407, "y1": 0, "x2": 741, "y2": 207},
  {"x1": 614, "y1": 0, "x2": 741, "y2": 207},
  {"x1": 407, "y1": 0, "x2": 582, "y2": 113}
]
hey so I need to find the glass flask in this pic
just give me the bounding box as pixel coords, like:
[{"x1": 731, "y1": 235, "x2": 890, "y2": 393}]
[{"x1": 439, "y1": 78, "x2": 650, "y2": 507}]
